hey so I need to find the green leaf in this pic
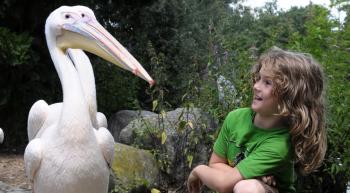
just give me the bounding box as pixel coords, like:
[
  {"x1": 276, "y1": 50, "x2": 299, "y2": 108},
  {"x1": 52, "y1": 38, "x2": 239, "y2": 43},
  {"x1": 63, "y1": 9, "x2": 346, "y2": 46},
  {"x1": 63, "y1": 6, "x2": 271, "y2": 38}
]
[
  {"x1": 178, "y1": 120, "x2": 187, "y2": 132},
  {"x1": 160, "y1": 110, "x2": 166, "y2": 119},
  {"x1": 152, "y1": 100, "x2": 158, "y2": 112},
  {"x1": 151, "y1": 188, "x2": 161, "y2": 193},
  {"x1": 187, "y1": 121, "x2": 193, "y2": 129},
  {"x1": 187, "y1": 155, "x2": 193, "y2": 168},
  {"x1": 178, "y1": 110, "x2": 185, "y2": 121},
  {"x1": 161, "y1": 131, "x2": 167, "y2": 144}
]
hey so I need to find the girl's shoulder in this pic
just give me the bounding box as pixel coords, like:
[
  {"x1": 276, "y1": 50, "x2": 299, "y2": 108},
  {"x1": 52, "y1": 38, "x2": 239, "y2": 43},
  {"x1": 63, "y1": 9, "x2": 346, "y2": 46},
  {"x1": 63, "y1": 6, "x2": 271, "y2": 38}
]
[
  {"x1": 227, "y1": 107, "x2": 253, "y2": 119},
  {"x1": 224, "y1": 108, "x2": 253, "y2": 126}
]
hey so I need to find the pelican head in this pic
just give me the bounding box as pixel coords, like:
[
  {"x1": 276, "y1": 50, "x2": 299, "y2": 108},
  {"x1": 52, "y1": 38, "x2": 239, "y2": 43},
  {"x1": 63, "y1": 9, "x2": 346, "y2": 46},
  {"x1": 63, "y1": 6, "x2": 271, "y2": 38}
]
[{"x1": 45, "y1": 5, "x2": 154, "y2": 86}]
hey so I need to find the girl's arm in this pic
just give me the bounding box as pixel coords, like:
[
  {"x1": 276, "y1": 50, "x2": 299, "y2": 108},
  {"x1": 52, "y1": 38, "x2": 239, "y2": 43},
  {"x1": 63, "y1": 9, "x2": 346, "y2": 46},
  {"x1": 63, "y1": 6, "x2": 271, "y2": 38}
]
[
  {"x1": 209, "y1": 152, "x2": 276, "y2": 187},
  {"x1": 187, "y1": 152, "x2": 244, "y2": 193},
  {"x1": 208, "y1": 151, "x2": 233, "y2": 171},
  {"x1": 188, "y1": 164, "x2": 243, "y2": 193}
]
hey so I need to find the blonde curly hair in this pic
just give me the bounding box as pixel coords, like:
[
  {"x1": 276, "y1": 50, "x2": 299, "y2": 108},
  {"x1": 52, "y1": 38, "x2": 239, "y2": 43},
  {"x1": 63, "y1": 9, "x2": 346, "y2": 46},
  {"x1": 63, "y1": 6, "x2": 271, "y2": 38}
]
[{"x1": 252, "y1": 47, "x2": 327, "y2": 175}]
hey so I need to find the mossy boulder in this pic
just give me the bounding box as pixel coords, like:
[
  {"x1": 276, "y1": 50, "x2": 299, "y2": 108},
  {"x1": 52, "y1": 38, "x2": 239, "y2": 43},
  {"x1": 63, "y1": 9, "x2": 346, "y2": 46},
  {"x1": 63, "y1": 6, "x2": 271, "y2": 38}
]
[
  {"x1": 117, "y1": 108, "x2": 217, "y2": 187},
  {"x1": 110, "y1": 143, "x2": 160, "y2": 193},
  {"x1": 109, "y1": 110, "x2": 156, "y2": 142}
]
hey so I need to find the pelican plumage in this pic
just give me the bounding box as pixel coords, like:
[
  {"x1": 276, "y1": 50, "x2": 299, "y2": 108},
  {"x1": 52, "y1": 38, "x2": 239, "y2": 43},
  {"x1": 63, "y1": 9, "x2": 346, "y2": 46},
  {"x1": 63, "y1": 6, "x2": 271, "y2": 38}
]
[
  {"x1": 0, "y1": 128, "x2": 4, "y2": 143},
  {"x1": 27, "y1": 49, "x2": 107, "y2": 141},
  {"x1": 24, "y1": 5, "x2": 154, "y2": 193},
  {"x1": 66, "y1": 48, "x2": 107, "y2": 129}
]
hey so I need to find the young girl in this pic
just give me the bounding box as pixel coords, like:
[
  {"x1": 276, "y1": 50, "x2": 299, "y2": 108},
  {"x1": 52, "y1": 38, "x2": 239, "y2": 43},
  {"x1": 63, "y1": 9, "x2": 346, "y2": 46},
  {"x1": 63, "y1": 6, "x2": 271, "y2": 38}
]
[{"x1": 187, "y1": 47, "x2": 327, "y2": 193}]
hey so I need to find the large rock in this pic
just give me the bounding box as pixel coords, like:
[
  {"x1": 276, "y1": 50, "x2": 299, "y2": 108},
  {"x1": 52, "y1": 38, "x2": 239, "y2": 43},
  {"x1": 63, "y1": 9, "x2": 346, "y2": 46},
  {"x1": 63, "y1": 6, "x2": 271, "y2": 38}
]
[
  {"x1": 110, "y1": 143, "x2": 160, "y2": 193},
  {"x1": 118, "y1": 107, "x2": 218, "y2": 186},
  {"x1": 217, "y1": 75, "x2": 237, "y2": 108},
  {"x1": 108, "y1": 110, "x2": 156, "y2": 142}
]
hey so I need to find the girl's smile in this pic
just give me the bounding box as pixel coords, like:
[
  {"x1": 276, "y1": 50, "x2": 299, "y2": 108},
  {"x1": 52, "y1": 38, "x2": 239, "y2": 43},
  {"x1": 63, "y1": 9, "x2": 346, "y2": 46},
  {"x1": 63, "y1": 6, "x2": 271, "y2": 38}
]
[{"x1": 251, "y1": 68, "x2": 279, "y2": 117}]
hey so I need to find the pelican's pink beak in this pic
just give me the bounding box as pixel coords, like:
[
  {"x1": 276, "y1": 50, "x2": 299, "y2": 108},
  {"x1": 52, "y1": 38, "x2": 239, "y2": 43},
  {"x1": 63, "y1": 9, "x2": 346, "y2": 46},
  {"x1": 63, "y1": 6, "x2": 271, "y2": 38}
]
[{"x1": 57, "y1": 14, "x2": 154, "y2": 86}]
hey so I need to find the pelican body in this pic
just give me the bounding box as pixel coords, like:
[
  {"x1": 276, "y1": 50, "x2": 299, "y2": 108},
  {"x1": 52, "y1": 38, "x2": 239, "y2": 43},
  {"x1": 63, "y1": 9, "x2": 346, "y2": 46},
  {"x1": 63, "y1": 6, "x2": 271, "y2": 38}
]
[{"x1": 24, "y1": 6, "x2": 154, "y2": 193}]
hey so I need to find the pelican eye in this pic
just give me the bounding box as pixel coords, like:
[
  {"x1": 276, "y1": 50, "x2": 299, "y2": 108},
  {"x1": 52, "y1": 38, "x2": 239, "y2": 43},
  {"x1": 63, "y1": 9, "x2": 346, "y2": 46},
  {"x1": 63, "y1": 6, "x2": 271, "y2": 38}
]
[
  {"x1": 81, "y1": 13, "x2": 85, "y2": 17},
  {"x1": 65, "y1": 14, "x2": 71, "y2": 19}
]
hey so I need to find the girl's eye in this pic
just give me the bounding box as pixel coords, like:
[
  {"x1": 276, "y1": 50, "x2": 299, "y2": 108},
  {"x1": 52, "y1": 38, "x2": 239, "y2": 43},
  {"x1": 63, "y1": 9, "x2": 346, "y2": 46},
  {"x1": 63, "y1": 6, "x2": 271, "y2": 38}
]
[{"x1": 265, "y1": 80, "x2": 272, "y2": 85}]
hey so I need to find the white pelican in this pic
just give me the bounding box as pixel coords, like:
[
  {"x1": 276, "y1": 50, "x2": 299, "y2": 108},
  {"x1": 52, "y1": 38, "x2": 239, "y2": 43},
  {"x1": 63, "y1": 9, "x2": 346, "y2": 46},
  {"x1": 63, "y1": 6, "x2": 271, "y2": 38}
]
[
  {"x1": 66, "y1": 48, "x2": 107, "y2": 129},
  {"x1": 0, "y1": 128, "x2": 3, "y2": 143},
  {"x1": 27, "y1": 49, "x2": 108, "y2": 140},
  {"x1": 24, "y1": 5, "x2": 154, "y2": 193}
]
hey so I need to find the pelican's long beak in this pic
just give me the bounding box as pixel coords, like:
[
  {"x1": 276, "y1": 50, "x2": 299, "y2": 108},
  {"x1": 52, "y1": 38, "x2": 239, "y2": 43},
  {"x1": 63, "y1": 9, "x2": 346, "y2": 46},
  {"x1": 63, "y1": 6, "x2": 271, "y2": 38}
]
[{"x1": 57, "y1": 17, "x2": 155, "y2": 86}]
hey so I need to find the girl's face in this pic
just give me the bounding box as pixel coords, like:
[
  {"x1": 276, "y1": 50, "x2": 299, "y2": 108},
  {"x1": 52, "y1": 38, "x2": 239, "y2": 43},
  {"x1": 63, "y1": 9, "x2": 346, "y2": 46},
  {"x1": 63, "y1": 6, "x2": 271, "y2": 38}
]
[{"x1": 251, "y1": 67, "x2": 279, "y2": 116}]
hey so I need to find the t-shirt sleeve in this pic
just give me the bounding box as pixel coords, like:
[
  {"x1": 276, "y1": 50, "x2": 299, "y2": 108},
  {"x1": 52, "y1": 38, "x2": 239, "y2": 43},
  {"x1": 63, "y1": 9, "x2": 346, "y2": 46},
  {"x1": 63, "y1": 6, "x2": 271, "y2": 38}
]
[
  {"x1": 236, "y1": 139, "x2": 289, "y2": 179},
  {"x1": 213, "y1": 112, "x2": 233, "y2": 158}
]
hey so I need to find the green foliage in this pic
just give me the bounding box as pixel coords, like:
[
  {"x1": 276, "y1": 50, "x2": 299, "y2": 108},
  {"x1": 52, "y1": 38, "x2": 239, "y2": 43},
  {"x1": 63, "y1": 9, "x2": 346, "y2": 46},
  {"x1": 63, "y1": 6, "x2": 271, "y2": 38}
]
[
  {"x1": 0, "y1": 27, "x2": 38, "y2": 150},
  {"x1": 283, "y1": 5, "x2": 350, "y2": 192},
  {"x1": 0, "y1": 27, "x2": 32, "y2": 66},
  {"x1": 0, "y1": 27, "x2": 33, "y2": 107},
  {"x1": 92, "y1": 57, "x2": 140, "y2": 117}
]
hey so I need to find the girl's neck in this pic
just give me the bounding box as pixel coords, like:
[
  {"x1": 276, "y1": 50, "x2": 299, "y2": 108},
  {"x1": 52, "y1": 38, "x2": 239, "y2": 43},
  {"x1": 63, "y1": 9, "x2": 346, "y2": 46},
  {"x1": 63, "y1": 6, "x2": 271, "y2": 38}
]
[{"x1": 253, "y1": 113, "x2": 286, "y2": 129}]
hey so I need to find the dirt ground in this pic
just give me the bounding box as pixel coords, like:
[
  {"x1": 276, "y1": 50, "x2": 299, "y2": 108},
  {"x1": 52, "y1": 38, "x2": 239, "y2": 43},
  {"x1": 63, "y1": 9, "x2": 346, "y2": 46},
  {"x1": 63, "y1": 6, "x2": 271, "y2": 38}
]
[{"x1": 0, "y1": 154, "x2": 31, "y2": 189}]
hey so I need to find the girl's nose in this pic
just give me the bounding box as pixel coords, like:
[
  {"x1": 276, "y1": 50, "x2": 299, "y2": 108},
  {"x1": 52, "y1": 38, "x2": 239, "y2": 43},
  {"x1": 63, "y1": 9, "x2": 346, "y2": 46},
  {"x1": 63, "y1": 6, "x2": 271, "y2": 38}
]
[{"x1": 253, "y1": 80, "x2": 261, "y2": 91}]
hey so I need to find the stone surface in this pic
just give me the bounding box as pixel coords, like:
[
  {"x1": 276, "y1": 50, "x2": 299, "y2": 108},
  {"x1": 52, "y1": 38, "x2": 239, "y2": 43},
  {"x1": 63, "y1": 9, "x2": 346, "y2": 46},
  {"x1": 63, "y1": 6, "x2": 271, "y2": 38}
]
[
  {"x1": 118, "y1": 107, "x2": 218, "y2": 186},
  {"x1": 108, "y1": 110, "x2": 156, "y2": 142},
  {"x1": 110, "y1": 143, "x2": 160, "y2": 192}
]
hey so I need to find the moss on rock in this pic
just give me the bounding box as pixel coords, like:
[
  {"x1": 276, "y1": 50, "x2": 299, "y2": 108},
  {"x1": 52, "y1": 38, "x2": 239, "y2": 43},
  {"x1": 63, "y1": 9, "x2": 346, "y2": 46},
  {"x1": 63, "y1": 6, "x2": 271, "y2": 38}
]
[{"x1": 111, "y1": 143, "x2": 160, "y2": 192}]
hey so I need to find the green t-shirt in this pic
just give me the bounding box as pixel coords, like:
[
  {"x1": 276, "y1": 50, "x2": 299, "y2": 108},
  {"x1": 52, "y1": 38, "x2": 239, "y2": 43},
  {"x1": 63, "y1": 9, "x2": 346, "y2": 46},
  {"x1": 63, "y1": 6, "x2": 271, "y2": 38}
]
[{"x1": 213, "y1": 108, "x2": 295, "y2": 193}]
